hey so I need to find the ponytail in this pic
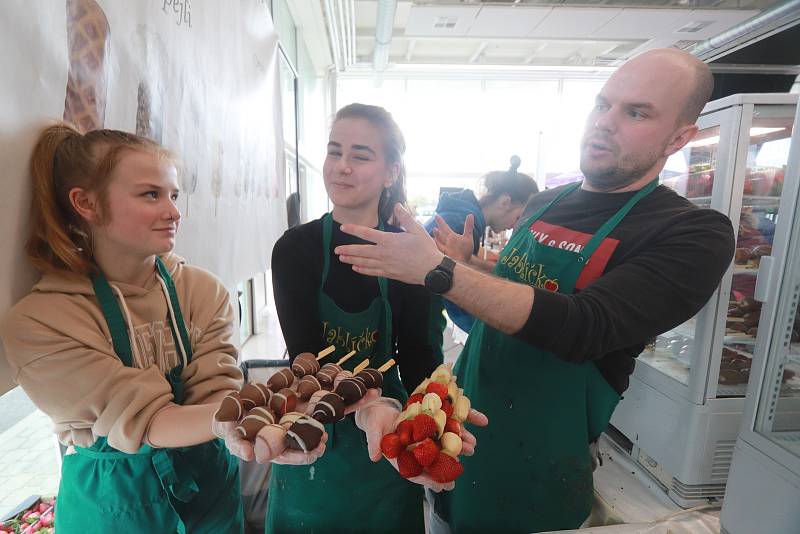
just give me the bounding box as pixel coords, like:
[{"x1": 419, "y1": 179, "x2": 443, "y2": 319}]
[
  {"x1": 25, "y1": 122, "x2": 169, "y2": 276},
  {"x1": 27, "y1": 124, "x2": 95, "y2": 275},
  {"x1": 478, "y1": 155, "x2": 538, "y2": 207}
]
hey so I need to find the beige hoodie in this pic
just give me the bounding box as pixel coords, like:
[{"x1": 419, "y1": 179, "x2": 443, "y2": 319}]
[{"x1": 0, "y1": 253, "x2": 243, "y2": 453}]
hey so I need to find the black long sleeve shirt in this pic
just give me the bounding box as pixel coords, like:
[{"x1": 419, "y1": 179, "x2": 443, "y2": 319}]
[
  {"x1": 512, "y1": 184, "x2": 735, "y2": 394},
  {"x1": 271, "y1": 216, "x2": 438, "y2": 394}
]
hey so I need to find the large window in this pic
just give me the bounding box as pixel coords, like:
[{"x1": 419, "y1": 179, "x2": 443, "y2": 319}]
[{"x1": 337, "y1": 75, "x2": 607, "y2": 210}]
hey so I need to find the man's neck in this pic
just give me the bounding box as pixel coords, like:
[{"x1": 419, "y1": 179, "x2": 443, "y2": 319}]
[{"x1": 582, "y1": 170, "x2": 660, "y2": 193}]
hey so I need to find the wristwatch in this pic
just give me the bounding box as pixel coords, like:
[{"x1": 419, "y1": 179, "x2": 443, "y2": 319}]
[{"x1": 424, "y1": 256, "x2": 456, "y2": 295}]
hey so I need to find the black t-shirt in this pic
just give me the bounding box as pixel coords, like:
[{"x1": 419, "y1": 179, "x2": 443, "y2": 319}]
[
  {"x1": 512, "y1": 184, "x2": 735, "y2": 394},
  {"x1": 271, "y1": 216, "x2": 438, "y2": 393}
]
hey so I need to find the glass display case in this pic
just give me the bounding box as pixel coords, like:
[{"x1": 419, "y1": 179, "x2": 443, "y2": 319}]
[
  {"x1": 610, "y1": 93, "x2": 799, "y2": 507},
  {"x1": 720, "y1": 100, "x2": 800, "y2": 534}
]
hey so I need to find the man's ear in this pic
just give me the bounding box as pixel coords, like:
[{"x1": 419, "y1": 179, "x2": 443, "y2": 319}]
[
  {"x1": 664, "y1": 124, "x2": 699, "y2": 157},
  {"x1": 68, "y1": 187, "x2": 100, "y2": 224}
]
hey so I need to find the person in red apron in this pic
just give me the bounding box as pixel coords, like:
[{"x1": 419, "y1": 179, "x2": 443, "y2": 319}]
[
  {"x1": 334, "y1": 49, "x2": 735, "y2": 532},
  {"x1": 1, "y1": 124, "x2": 249, "y2": 533},
  {"x1": 268, "y1": 103, "x2": 445, "y2": 533}
]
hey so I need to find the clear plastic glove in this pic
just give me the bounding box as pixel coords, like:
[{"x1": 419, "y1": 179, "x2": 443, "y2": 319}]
[
  {"x1": 356, "y1": 397, "x2": 458, "y2": 493},
  {"x1": 344, "y1": 388, "x2": 381, "y2": 416},
  {"x1": 212, "y1": 420, "x2": 254, "y2": 462},
  {"x1": 270, "y1": 433, "x2": 329, "y2": 465},
  {"x1": 354, "y1": 396, "x2": 402, "y2": 461},
  {"x1": 387, "y1": 457, "x2": 456, "y2": 493},
  {"x1": 251, "y1": 423, "x2": 328, "y2": 465},
  {"x1": 459, "y1": 408, "x2": 489, "y2": 456}
]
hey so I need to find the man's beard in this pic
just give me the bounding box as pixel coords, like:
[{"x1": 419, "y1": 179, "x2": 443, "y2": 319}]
[{"x1": 580, "y1": 145, "x2": 665, "y2": 192}]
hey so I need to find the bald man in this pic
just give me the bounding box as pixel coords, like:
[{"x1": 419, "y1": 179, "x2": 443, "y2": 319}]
[{"x1": 336, "y1": 49, "x2": 735, "y2": 533}]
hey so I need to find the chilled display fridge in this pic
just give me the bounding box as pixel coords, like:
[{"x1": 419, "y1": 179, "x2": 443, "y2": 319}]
[
  {"x1": 719, "y1": 96, "x2": 800, "y2": 534},
  {"x1": 610, "y1": 93, "x2": 800, "y2": 506}
]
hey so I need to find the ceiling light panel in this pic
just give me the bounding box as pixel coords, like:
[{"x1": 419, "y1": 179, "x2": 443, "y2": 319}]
[
  {"x1": 467, "y1": 6, "x2": 551, "y2": 38},
  {"x1": 530, "y1": 8, "x2": 622, "y2": 39}
]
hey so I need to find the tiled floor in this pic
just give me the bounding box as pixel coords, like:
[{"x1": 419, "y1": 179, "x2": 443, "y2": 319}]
[{"x1": 0, "y1": 408, "x2": 60, "y2": 519}]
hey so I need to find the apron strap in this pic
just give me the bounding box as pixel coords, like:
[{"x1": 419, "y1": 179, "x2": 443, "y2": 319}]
[
  {"x1": 321, "y1": 213, "x2": 333, "y2": 292},
  {"x1": 518, "y1": 181, "x2": 582, "y2": 231},
  {"x1": 578, "y1": 178, "x2": 660, "y2": 263},
  {"x1": 152, "y1": 448, "x2": 201, "y2": 504},
  {"x1": 91, "y1": 258, "x2": 191, "y2": 404},
  {"x1": 322, "y1": 212, "x2": 393, "y2": 356},
  {"x1": 91, "y1": 273, "x2": 134, "y2": 368}
]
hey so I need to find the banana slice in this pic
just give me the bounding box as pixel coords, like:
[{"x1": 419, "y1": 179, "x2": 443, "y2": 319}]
[
  {"x1": 434, "y1": 409, "x2": 447, "y2": 437},
  {"x1": 422, "y1": 392, "x2": 443, "y2": 413},
  {"x1": 430, "y1": 363, "x2": 453, "y2": 384},
  {"x1": 454, "y1": 395, "x2": 471, "y2": 422},
  {"x1": 441, "y1": 432, "x2": 462, "y2": 457},
  {"x1": 412, "y1": 378, "x2": 431, "y2": 396}
]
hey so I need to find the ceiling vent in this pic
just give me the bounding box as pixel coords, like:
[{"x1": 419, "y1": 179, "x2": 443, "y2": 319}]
[
  {"x1": 676, "y1": 21, "x2": 714, "y2": 33},
  {"x1": 434, "y1": 16, "x2": 459, "y2": 29},
  {"x1": 673, "y1": 39, "x2": 702, "y2": 51}
]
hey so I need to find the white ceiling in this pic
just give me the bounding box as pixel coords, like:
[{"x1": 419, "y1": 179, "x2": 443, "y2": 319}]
[{"x1": 292, "y1": 0, "x2": 784, "y2": 73}]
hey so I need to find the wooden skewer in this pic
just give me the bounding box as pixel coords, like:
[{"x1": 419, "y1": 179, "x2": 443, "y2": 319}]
[
  {"x1": 377, "y1": 359, "x2": 396, "y2": 373},
  {"x1": 336, "y1": 350, "x2": 356, "y2": 366},
  {"x1": 353, "y1": 359, "x2": 370, "y2": 375},
  {"x1": 316, "y1": 345, "x2": 336, "y2": 360}
]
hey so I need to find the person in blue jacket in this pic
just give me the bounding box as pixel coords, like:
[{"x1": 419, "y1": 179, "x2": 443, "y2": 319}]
[{"x1": 424, "y1": 156, "x2": 538, "y2": 332}]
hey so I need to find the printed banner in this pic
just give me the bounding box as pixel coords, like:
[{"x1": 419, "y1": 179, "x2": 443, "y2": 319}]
[{"x1": 0, "y1": 0, "x2": 286, "y2": 395}]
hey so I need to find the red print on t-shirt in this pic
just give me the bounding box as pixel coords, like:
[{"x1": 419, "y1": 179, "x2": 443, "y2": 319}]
[{"x1": 528, "y1": 220, "x2": 619, "y2": 289}]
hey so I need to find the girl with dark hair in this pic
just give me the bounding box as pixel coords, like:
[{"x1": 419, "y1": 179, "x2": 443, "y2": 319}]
[
  {"x1": 424, "y1": 156, "x2": 538, "y2": 332},
  {"x1": 268, "y1": 103, "x2": 440, "y2": 532},
  {"x1": 0, "y1": 123, "x2": 247, "y2": 532}
]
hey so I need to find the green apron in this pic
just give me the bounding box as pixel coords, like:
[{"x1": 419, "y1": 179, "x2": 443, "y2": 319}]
[
  {"x1": 267, "y1": 213, "x2": 424, "y2": 534},
  {"x1": 55, "y1": 257, "x2": 243, "y2": 534},
  {"x1": 434, "y1": 179, "x2": 659, "y2": 533}
]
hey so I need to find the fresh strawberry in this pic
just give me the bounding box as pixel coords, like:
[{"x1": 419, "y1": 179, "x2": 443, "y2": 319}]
[
  {"x1": 404, "y1": 393, "x2": 424, "y2": 409},
  {"x1": 396, "y1": 420, "x2": 414, "y2": 446},
  {"x1": 444, "y1": 418, "x2": 461, "y2": 436},
  {"x1": 380, "y1": 433, "x2": 403, "y2": 459},
  {"x1": 412, "y1": 413, "x2": 438, "y2": 442},
  {"x1": 427, "y1": 451, "x2": 464, "y2": 483},
  {"x1": 397, "y1": 450, "x2": 423, "y2": 478},
  {"x1": 412, "y1": 438, "x2": 439, "y2": 467},
  {"x1": 425, "y1": 381, "x2": 448, "y2": 402},
  {"x1": 441, "y1": 399, "x2": 454, "y2": 418}
]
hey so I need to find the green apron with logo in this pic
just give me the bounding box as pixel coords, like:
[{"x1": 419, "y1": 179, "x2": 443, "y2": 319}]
[
  {"x1": 55, "y1": 257, "x2": 243, "y2": 534},
  {"x1": 267, "y1": 213, "x2": 424, "y2": 534},
  {"x1": 434, "y1": 180, "x2": 658, "y2": 533}
]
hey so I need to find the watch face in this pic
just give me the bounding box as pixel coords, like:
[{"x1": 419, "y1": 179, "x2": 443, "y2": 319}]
[{"x1": 426, "y1": 269, "x2": 451, "y2": 295}]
